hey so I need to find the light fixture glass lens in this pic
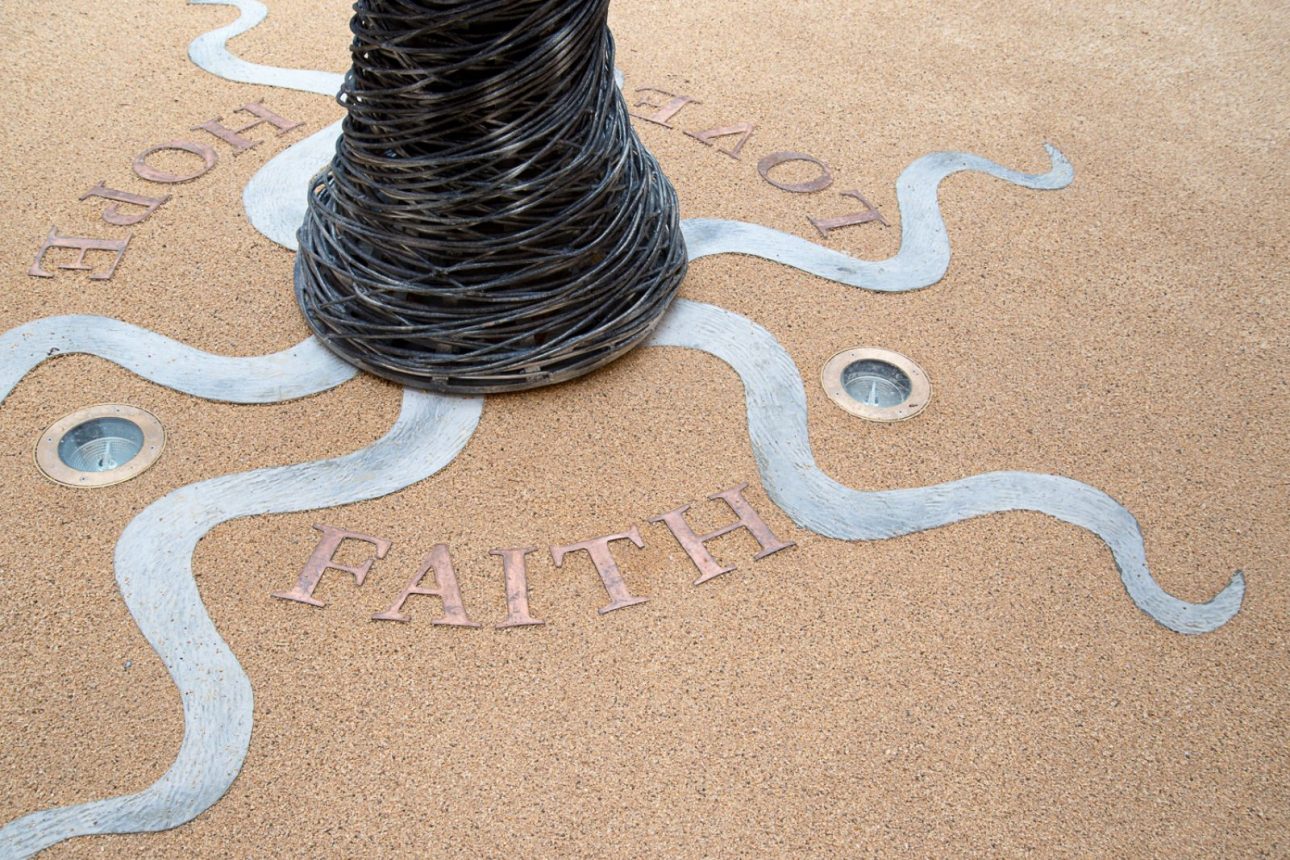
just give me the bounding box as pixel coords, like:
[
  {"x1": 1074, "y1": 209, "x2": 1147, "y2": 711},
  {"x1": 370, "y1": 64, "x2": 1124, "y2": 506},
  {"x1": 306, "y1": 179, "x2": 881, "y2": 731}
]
[
  {"x1": 840, "y1": 359, "x2": 913, "y2": 408},
  {"x1": 56, "y1": 417, "x2": 145, "y2": 473}
]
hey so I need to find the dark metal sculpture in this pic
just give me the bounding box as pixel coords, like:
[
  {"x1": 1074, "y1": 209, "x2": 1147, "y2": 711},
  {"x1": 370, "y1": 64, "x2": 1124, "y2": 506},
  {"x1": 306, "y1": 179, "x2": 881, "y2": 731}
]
[{"x1": 295, "y1": 0, "x2": 688, "y2": 393}]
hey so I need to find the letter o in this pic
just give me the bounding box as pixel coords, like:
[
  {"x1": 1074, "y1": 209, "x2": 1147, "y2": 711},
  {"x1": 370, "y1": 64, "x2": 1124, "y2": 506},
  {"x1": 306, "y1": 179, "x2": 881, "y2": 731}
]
[
  {"x1": 756, "y1": 151, "x2": 834, "y2": 193},
  {"x1": 132, "y1": 140, "x2": 219, "y2": 184}
]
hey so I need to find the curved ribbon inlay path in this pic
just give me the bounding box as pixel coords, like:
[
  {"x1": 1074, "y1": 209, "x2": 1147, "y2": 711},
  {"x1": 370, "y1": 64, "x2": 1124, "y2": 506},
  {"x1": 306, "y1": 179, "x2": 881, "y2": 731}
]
[
  {"x1": 0, "y1": 1, "x2": 1245, "y2": 856},
  {"x1": 0, "y1": 315, "x2": 355, "y2": 405},
  {"x1": 0, "y1": 390, "x2": 482, "y2": 858},
  {"x1": 648, "y1": 301, "x2": 1245, "y2": 636}
]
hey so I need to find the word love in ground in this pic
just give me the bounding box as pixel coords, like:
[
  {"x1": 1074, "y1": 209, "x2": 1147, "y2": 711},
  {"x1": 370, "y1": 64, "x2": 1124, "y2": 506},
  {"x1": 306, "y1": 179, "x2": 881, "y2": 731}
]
[
  {"x1": 628, "y1": 82, "x2": 890, "y2": 238},
  {"x1": 272, "y1": 483, "x2": 796, "y2": 627}
]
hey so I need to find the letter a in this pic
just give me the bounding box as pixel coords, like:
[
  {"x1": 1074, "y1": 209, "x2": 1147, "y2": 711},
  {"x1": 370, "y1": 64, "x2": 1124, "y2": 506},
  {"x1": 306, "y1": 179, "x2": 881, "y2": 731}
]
[
  {"x1": 373, "y1": 544, "x2": 480, "y2": 626},
  {"x1": 684, "y1": 123, "x2": 756, "y2": 160}
]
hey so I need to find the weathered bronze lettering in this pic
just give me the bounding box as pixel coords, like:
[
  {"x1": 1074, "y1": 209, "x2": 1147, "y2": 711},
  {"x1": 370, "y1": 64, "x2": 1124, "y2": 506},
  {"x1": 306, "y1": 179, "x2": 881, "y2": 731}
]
[
  {"x1": 193, "y1": 101, "x2": 304, "y2": 154},
  {"x1": 28, "y1": 227, "x2": 130, "y2": 281},
  {"x1": 373, "y1": 543, "x2": 479, "y2": 626},
  {"x1": 808, "y1": 189, "x2": 889, "y2": 238},
  {"x1": 630, "y1": 88, "x2": 699, "y2": 129},
  {"x1": 132, "y1": 139, "x2": 219, "y2": 184},
  {"x1": 551, "y1": 526, "x2": 648, "y2": 614},
  {"x1": 277, "y1": 480, "x2": 796, "y2": 623},
  {"x1": 79, "y1": 182, "x2": 171, "y2": 226},
  {"x1": 272, "y1": 524, "x2": 392, "y2": 608},
  {"x1": 650, "y1": 483, "x2": 796, "y2": 584},
  {"x1": 491, "y1": 546, "x2": 545, "y2": 628},
  {"x1": 756, "y1": 151, "x2": 834, "y2": 193},
  {"x1": 684, "y1": 123, "x2": 756, "y2": 160}
]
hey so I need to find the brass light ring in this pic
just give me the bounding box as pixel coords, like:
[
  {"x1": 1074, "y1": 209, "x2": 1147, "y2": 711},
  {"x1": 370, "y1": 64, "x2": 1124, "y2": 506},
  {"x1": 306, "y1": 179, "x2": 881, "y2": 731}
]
[
  {"x1": 821, "y1": 347, "x2": 931, "y2": 422},
  {"x1": 35, "y1": 404, "x2": 166, "y2": 488}
]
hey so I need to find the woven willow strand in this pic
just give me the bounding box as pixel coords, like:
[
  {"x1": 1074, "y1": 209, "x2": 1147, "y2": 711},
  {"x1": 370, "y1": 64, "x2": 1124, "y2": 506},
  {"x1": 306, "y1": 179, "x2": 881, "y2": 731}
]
[{"x1": 294, "y1": 0, "x2": 688, "y2": 393}]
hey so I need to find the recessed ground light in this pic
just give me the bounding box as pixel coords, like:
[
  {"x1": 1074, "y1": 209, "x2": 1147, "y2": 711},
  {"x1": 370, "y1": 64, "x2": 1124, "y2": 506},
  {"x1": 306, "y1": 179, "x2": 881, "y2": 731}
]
[
  {"x1": 822, "y1": 348, "x2": 931, "y2": 422},
  {"x1": 35, "y1": 404, "x2": 165, "y2": 488}
]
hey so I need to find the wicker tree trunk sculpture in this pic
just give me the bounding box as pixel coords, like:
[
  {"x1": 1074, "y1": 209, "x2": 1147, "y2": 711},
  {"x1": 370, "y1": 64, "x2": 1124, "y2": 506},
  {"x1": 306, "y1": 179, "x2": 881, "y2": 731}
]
[{"x1": 294, "y1": 0, "x2": 688, "y2": 393}]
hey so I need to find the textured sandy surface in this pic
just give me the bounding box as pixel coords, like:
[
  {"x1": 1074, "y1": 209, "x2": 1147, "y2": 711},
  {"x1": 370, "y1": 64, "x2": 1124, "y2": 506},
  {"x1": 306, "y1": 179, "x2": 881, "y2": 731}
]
[{"x1": 0, "y1": 0, "x2": 1286, "y2": 856}]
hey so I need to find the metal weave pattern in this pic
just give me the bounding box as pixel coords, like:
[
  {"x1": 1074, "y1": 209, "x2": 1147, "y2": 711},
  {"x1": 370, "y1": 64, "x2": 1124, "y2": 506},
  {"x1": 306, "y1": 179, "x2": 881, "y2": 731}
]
[{"x1": 295, "y1": 0, "x2": 688, "y2": 393}]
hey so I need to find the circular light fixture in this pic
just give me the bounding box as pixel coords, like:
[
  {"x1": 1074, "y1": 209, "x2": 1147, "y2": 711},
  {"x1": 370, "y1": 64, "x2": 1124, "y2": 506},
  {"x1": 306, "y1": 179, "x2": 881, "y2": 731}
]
[
  {"x1": 822, "y1": 348, "x2": 931, "y2": 422},
  {"x1": 35, "y1": 404, "x2": 165, "y2": 488}
]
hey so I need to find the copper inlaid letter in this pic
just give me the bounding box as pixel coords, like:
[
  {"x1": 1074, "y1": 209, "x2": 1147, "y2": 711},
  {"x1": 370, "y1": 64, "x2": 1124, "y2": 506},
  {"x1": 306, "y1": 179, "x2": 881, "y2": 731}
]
[
  {"x1": 684, "y1": 123, "x2": 756, "y2": 160},
  {"x1": 630, "y1": 88, "x2": 699, "y2": 128},
  {"x1": 79, "y1": 182, "x2": 172, "y2": 226},
  {"x1": 756, "y1": 151, "x2": 834, "y2": 193},
  {"x1": 373, "y1": 543, "x2": 480, "y2": 626},
  {"x1": 132, "y1": 140, "x2": 219, "y2": 184},
  {"x1": 808, "y1": 190, "x2": 890, "y2": 238},
  {"x1": 491, "y1": 546, "x2": 544, "y2": 629},
  {"x1": 28, "y1": 227, "x2": 130, "y2": 281},
  {"x1": 551, "y1": 526, "x2": 648, "y2": 614},
  {"x1": 650, "y1": 483, "x2": 796, "y2": 585},
  {"x1": 272, "y1": 523, "x2": 391, "y2": 608},
  {"x1": 193, "y1": 101, "x2": 304, "y2": 154}
]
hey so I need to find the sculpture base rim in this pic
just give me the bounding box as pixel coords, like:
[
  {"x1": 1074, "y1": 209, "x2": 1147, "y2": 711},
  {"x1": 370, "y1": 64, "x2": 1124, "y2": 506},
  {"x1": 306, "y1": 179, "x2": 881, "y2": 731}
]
[{"x1": 293, "y1": 253, "x2": 685, "y2": 395}]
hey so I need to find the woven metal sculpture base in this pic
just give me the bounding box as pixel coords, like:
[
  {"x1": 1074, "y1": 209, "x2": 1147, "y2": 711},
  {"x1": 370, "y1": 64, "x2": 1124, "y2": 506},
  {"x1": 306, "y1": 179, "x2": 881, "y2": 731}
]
[{"x1": 294, "y1": 0, "x2": 687, "y2": 394}]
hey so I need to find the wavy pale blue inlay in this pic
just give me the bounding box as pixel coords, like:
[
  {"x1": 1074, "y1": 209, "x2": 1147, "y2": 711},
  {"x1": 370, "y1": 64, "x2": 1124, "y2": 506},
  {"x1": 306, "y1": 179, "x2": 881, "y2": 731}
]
[
  {"x1": 0, "y1": 315, "x2": 355, "y2": 405},
  {"x1": 682, "y1": 145, "x2": 1073, "y2": 291},
  {"x1": 245, "y1": 120, "x2": 342, "y2": 251},
  {"x1": 0, "y1": 389, "x2": 482, "y2": 858},
  {"x1": 647, "y1": 300, "x2": 1244, "y2": 635},
  {"x1": 0, "y1": 1, "x2": 1241, "y2": 857},
  {"x1": 187, "y1": 0, "x2": 344, "y2": 97}
]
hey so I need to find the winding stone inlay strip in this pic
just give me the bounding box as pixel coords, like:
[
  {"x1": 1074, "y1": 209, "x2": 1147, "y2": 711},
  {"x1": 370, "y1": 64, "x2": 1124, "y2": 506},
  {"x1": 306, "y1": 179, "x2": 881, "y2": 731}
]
[
  {"x1": 245, "y1": 120, "x2": 343, "y2": 252},
  {"x1": 0, "y1": 389, "x2": 483, "y2": 858},
  {"x1": 187, "y1": 0, "x2": 346, "y2": 253},
  {"x1": 243, "y1": 129, "x2": 1073, "y2": 287},
  {"x1": 647, "y1": 300, "x2": 1244, "y2": 635},
  {"x1": 0, "y1": 3, "x2": 1239, "y2": 856},
  {"x1": 682, "y1": 145, "x2": 1074, "y2": 291},
  {"x1": 187, "y1": 0, "x2": 344, "y2": 97},
  {"x1": 0, "y1": 315, "x2": 355, "y2": 405}
]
